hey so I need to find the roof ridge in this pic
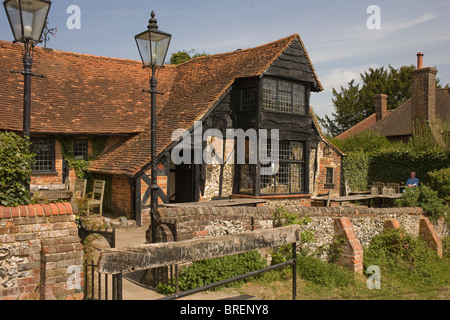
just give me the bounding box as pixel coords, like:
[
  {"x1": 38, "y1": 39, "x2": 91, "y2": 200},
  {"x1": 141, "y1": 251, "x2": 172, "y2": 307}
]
[{"x1": 174, "y1": 34, "x2": 298, "y2": 67}]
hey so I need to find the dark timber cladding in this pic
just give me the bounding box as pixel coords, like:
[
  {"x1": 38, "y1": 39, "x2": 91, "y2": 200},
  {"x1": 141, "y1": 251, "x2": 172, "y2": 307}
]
[
  {"x1": 263, "y1": 39, "x2": 321, "y2": 91},
  {"x1": 98, "y1": 225, "x2": 301, "y2": 274}
]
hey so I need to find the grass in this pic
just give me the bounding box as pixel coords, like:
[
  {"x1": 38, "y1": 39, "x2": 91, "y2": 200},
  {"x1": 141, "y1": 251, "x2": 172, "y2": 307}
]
[{"x1": 215, "y1": 232, "x2": 450, "y2": 300}]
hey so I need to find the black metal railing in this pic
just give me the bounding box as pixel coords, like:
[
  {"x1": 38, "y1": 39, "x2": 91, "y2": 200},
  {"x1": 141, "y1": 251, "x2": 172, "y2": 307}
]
[
  {"x1": 160, "y1": 242, "x2": 297, "y2": 300},
  {"x1": 84, "y1": 261, "x2": 122, "y2": 300}
]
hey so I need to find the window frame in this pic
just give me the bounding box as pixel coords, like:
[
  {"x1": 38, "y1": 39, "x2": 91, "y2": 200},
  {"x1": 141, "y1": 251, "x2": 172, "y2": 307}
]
[
  {"x1": 325, "y1": 167, "x2": 334, "y2": 187},
  {"x1": 262, "y1": 77, "x2": 308, "y2": 115},
  {"x1": 30, "y1": 138, "x2": 56, "y2": 174},
  {"x1": 260, "y1": 140, "x2": 306, "y2": 195},
  {"x1": 73, "y1": 138, "x2": 89, "y2": 161},
  {"x1": 239, "y1": 87, "x2": 258, "y2": 112}
]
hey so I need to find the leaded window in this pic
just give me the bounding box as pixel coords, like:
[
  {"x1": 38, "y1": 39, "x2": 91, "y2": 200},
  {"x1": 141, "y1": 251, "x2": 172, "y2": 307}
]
[
  {"x1": 240, "y1": 87, "x2": 258, "y2": 111},
  {"x1": 260, "y1": 140, "x2": 306, "y2": 194},
  {"x1": 31, "y1": 138, "x2": 55, "y2": 172},
  {"x1": 73, "y1": 139, "x2": 88, "y2": 160},
  {"x1": 262, "y1": 78, "x2": 306, "y2": 114}
]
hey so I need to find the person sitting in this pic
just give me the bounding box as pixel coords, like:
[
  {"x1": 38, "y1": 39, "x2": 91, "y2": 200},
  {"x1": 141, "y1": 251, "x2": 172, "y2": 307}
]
[{"x1": 406, "y1": 171, "x2": 419, "y2": 188}]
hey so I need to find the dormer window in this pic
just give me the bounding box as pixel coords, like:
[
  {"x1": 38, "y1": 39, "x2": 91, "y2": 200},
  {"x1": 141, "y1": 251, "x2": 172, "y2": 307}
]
[{"x1": 262, "y1": 78, "x2": 306, "y2": 114}]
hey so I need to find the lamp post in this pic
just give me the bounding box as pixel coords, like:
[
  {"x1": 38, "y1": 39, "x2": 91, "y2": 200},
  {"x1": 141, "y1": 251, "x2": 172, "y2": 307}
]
[
  {"x1": 3, "y1": 0, "x2": 51, "y2": 138},
  {"x1": 135, "y1": 11, "x2": 171, "y2": 243}
]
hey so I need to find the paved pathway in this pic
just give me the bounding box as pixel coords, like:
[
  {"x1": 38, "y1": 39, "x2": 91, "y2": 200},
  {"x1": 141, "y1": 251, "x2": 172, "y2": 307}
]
[{"x1": 102, "y1": 224, "x2": 260, "y2": 300}]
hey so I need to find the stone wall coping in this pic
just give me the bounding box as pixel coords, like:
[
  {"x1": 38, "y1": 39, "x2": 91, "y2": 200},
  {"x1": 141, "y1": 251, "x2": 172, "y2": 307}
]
[
  {"x1": 157, "y1": 205, "x2": 424, "y2": 220},
  {"x1": 0, "y1": 202, "x2": 78, "y2": 219}
]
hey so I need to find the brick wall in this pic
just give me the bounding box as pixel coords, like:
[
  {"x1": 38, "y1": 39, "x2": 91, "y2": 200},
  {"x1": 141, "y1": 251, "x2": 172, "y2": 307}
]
[
  {"x1": 316, "y1": 142, "x2": 342, "y2": 197},
  {"x1": 0, "y1": 203, "x2": 84, "y2": 300},
  {"x1": 110, "y1": 175, "x2": 132, "y2": 217},
  {"x1": 30, "y1": 140, "x2": 64, "y2": 186}
]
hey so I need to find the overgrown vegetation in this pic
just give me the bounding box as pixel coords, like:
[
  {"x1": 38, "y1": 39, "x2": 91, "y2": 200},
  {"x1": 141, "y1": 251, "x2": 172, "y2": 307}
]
[
  {"x1": 363, "y1": 229, "x2": 450, "y2": 293},
  {"x1": 395, "y1": 186, "x2": 446, "y2": 222},
  {"x1": 225, "y1": 230, "x2": 450, "y2": 300},
  {"x1": 157, "y1": 251, "x2": 268, "y2": 295},
  {"x1": 0, "y1": 131, "x2": 35, "y2": 206}
]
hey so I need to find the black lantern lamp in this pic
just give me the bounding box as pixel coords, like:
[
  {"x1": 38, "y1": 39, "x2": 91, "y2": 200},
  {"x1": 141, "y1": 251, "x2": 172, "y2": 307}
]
[
  {"x1": 3, "y1": 0, "x2": 51, "y2": 138},
  {"x1": 135, "y1": 11, "x2": 171, "y2": 243},
  {"x1": 135, "y1": 10, "x2": 171, "y2": 68},
  {"x1": 4, "y1": 0, "x2": 51, "y2": 44}
]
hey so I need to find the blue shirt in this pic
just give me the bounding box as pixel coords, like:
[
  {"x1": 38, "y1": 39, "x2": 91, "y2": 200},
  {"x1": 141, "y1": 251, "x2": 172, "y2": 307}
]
[{"x1": 406, "y1": 177, "x2": 419, "y2": 187}]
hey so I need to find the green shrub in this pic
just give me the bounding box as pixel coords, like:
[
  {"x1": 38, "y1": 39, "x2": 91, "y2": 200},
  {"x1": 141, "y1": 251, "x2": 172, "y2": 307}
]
[
  {"x1": 364, "y1": 229, "x2": 449, "y2": 287},
  {"x1": 330, "y1": 130, "x2": 393, "y2": 154},
  {"x1": 0, "y1": 131, "x2": 35, "y2": 206},
  {"x1": 342, "y1": 152, "x2": 370, "y2": 191},
  {"x1": 368, "y1": 149, "x2": 450, "y2": 186},
  {"x1": 297, "y1": 255, "x2": 355, "y2": 287},
  {"x1": 428, "y1": 167, "x2": 450, "y2": 203},
  {"x1": 395, "y1": 185, "x2": 446, "y2": 221},
  {"x1": 157, "y1": 251, "x2": 268, "y2": 294}
]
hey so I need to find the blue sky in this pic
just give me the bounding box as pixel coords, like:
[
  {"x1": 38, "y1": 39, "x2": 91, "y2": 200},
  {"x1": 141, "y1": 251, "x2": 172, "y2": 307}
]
[{"x1": 1, "y1": 0, "x2": 449, "y2": 119}]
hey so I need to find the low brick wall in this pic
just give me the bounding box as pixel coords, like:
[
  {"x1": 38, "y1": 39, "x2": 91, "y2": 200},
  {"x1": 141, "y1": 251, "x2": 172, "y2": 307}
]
[
  {"x1": 0, "y1": 203, "x2": 84, "y2": 300},
  {"x1": 155, "y1": 205, "x2": 446, "y2": 272}
]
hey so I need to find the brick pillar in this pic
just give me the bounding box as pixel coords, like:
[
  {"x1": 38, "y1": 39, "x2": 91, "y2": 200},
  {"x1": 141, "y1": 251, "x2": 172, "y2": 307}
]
[
  {"x1": 333, "y1": 217, "x2": 363, "y2": 273},
  {"x1": 383, "y1": 218, "x2": 400, "y2": 231},
  {"x1": 419, "y1": 217, "x2": 442, "y2": 257},
  {"x1": 0, "y1": 203, "x2": 84, "y2": 300}
]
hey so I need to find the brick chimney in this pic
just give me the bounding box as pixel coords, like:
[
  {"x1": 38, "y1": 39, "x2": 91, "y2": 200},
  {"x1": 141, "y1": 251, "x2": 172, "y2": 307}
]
[
  {"x1": 410, "y1": 52, "x2": 437, "y2": 127},
  {"x1": 374, "y1": 94, "x2": 388, "y2": 122}
]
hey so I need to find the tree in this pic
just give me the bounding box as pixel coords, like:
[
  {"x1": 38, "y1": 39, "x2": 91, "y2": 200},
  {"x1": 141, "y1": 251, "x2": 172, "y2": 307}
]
[
  {"x1": 169, "y1": 49, "x2": 209, "y2": 65},
  {"x1": 317, "y1": 65, "x2": 442, "y2": 137}
]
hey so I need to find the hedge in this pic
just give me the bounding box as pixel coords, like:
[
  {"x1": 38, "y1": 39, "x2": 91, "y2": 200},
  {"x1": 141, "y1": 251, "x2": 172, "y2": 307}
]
[
  {"x1": 368, "y1": 150, "x2": 450, "y2": 186},
  {"x1": 343, "y1": 149, "x2": 450, "y2": 191}
]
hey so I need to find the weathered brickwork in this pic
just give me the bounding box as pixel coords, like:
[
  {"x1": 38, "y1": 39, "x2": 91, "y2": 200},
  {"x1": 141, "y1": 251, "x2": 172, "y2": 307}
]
[
  {"x1": 0, "y1": 203, "x2": 84, "y2": 300},
  {"x1": 334, "y1": 217, "x2": 363, "y2": 273},
  {"x1": 316, "y1": 142, "x2": 342, "y2": 197}
]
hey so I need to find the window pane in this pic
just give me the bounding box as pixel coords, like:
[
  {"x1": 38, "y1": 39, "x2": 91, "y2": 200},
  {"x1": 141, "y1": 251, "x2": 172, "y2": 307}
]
[
  {"x1": 278, "y1": 80, "x2": 291, "y2": 92},
  {"x1": 31, "y1": 139, "x2": 53, "y2": 172},
  {"x1": 290, "y1": 141, "x2": 304, "y2": 161},
  {"x1": 278, "y1": 91, "x2": 292, "y2": 112},
  {"x1": 241, "y1": 88, "x2": 258, "y2": 111},
  {"x1": 290, "y1": 163, "x2": 302, "y2": 193},
  {"x1": 293, "y1": 84, "x2": 306, "y2": 114},
  {"x1": 262, "y1": 78, "x2": 277, "y2": 111},
  {"x1": 276, "y1": 163, "x2": 290, "y2": 194},
  {"x1": 326, "y1": 168, "x2": 334, "y2": 184},
  {"x1": 239, "y1": 164, "x2": 255, "y2": 194},
  {"x1": 73, "y1": 139, "x2": 88, "y2": 160}
]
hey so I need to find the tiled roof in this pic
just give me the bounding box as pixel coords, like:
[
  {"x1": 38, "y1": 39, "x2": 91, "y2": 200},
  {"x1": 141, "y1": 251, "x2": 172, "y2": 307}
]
[
  {"x1": 0, "y1": 41, "x2": 177, "y2": 134},
  {"x1": 336, "y1": 88, "x2": 450, "y2": 139},
  {"x1": 370, "y1": 88, "x2": 450, "y2": 137},
  {"x1": 89, "y1": 34, "x2": 324, "y2": 176},
  {"x1": 335, "y1": 111, "x2": 393, "y2": 140}
]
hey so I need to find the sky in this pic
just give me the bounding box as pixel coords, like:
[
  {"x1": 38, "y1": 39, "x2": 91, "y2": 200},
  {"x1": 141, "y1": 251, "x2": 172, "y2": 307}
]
[{"x1": 1, "y1": 0, "x2": 449, "y2": 120}]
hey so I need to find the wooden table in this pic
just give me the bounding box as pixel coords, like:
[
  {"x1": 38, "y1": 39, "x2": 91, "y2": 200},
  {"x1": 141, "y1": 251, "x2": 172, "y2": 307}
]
[
  {"x1": 311, "y1": 193, "x2": 403, "y2": 208},
  {"x1": 160, "y1": 198, "x2": 267, "y2": 208}
]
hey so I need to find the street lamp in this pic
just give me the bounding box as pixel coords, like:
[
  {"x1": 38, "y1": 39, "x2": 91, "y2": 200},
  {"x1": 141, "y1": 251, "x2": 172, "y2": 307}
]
[
  {"x1": 135, "y1": 11, "x2": 171, "y2": 243},
  {"x1": 3, "y1": 0, "x2": 51, "y2": 137}
]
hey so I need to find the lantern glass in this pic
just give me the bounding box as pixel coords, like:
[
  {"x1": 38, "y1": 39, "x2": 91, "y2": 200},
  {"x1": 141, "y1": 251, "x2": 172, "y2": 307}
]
[
  {"x1": 3, "y1": 0, "x2": 51, "y2": 43},
  {"x1": 135, "y1": 29, "x2": 171, "y2": 68}
]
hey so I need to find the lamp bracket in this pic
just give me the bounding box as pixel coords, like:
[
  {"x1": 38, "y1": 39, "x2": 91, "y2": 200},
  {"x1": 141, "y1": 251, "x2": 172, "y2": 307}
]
[
  {"x1": 142, "y1": 89, "x2": 164, "y2": 95},
  {"x1": 10, "y1": 69, "x2": 45, "y2": 78}
]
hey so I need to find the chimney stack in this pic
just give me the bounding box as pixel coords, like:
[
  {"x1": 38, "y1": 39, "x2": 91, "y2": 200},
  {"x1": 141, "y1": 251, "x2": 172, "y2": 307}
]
[
  {"x1": 375, "y1": 94, "x2": 388, "y2": 122},
  {"x1": 410, "y1": 52, "x2": 437, "y2": 127},
  {"x1": 417, "y1": 52, "x2": 424, "y2": 69}
]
